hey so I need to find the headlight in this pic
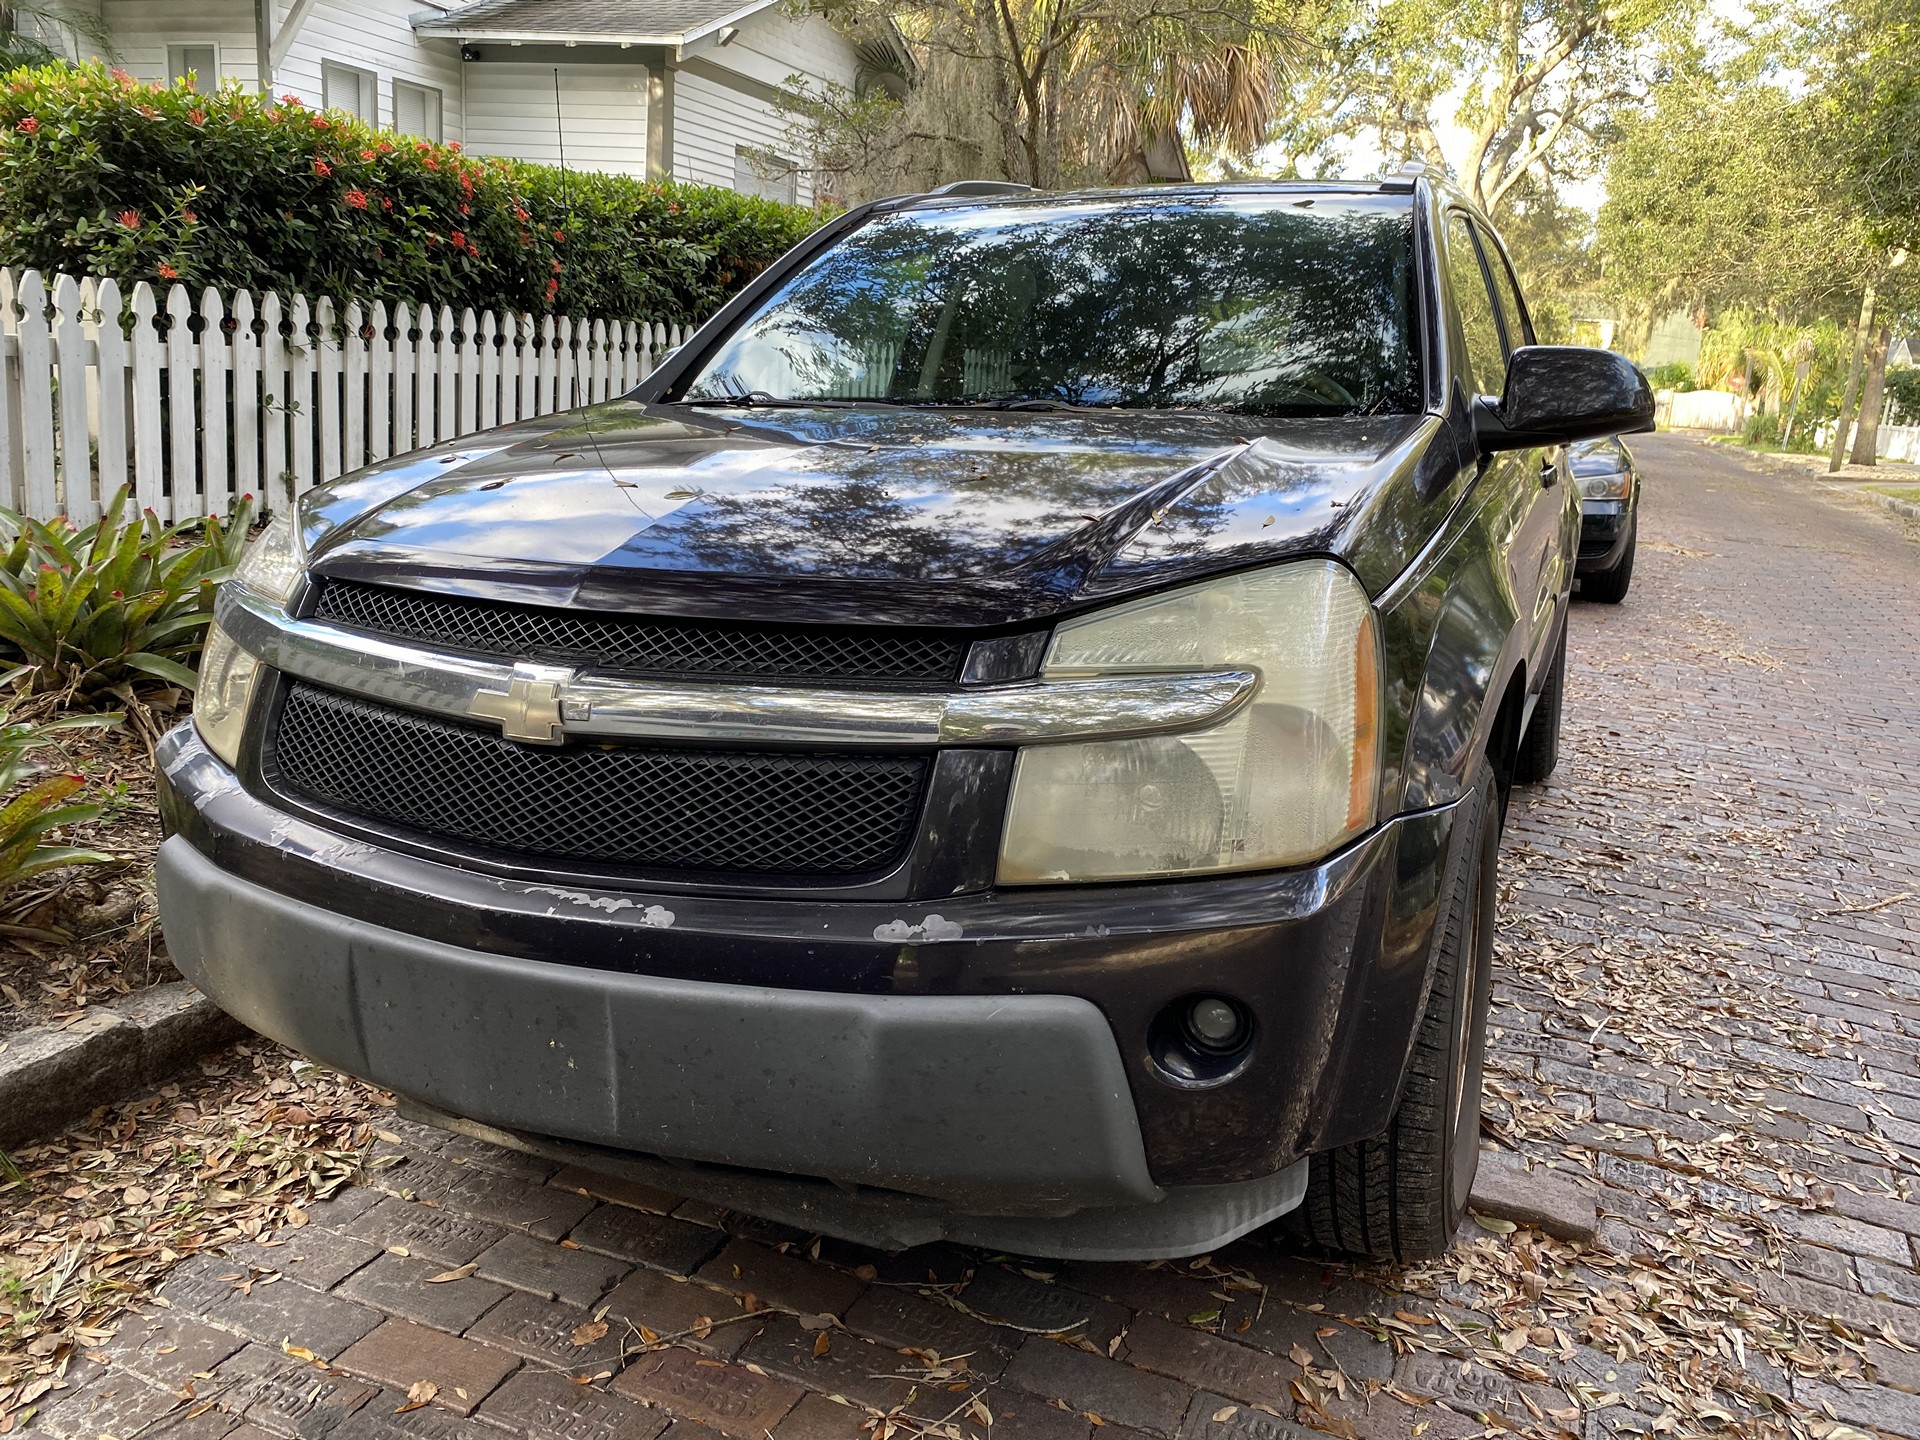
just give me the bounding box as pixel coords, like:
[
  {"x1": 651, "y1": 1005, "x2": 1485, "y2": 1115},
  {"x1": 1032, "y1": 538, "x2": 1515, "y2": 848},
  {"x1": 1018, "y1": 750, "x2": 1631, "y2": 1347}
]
[
  {"x1": 1574, "y1": 466, "x2": 1632, "y2": 501},
  {"x1": 193, "y1": 622, "x2": 261, "y2": 767},
  {"x1": 231, "y1": 514, "x2": 303, "y2": 603},
  {"x1": 998, "y1": 561, "x2": 1381, "y2": 884}
]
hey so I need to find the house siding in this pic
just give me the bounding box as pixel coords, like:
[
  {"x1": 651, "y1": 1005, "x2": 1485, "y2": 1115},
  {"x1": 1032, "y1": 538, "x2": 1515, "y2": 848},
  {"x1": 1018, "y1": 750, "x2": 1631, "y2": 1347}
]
[
  {"x1": 277, "y1": 0, "x2": 466, "y2": 139},
  {"x1": 98, "y1": 0, "x2": 260, "y2": 91},
  {"x1": 464, "y1": 63, "x2": 650, "y2": 176},
  {"x1": 85, "y1": 1, "x2": 853, "y2": 195}
]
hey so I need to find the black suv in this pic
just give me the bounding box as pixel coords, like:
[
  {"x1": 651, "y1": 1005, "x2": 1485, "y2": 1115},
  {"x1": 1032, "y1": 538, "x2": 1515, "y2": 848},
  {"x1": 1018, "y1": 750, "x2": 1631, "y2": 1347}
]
[{"x1": 159, "y1": 175, "x2": 1650, "y2": 1263}]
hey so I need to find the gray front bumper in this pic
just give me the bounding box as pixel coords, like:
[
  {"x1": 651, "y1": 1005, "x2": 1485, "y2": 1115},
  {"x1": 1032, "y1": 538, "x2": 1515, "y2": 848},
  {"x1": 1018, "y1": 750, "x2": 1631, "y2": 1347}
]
[{"x1": 158, "y1": 836, "x2": 1306, "y2": 1258}]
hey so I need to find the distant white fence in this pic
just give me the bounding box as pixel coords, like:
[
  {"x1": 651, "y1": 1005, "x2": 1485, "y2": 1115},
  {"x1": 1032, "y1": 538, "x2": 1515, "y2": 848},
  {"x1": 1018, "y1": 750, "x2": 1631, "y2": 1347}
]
[
  {"x1": 1813, "y1": 420, "x2": 1920, "y2": 465},
  {"x1": 0, "y1": 268, "x2": 695, "y2": 525},
  {"x1": 1657, "y1": 388, "x2": 1747, "y2": 433}
]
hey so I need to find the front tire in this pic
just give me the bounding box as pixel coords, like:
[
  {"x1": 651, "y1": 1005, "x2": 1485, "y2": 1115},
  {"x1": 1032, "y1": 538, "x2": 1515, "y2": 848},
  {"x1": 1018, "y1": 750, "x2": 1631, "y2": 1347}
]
[{"x1": 1286, "y1": 764, "x2": 1501, "y2": 1263}]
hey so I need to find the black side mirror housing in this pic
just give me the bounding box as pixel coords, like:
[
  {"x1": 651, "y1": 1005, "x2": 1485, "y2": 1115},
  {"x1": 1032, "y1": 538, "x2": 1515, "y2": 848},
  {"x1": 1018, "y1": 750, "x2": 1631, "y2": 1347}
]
[{"x1": 1474, "y1": 346, "x2": 1656, "y2": 452}]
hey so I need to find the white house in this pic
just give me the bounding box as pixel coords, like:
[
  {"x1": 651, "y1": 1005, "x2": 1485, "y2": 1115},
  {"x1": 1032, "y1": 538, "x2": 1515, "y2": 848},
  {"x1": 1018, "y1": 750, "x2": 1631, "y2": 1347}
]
[{"x1": 73, "y1": 0, "x2": 858, "y2": 203}]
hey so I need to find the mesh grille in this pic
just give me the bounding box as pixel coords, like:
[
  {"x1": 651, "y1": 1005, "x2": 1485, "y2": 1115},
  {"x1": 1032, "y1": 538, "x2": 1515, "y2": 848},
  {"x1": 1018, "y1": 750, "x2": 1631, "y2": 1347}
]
[
  {"x1": 312, "y1": 580, "x2": 965, "y2": 684},
  {"x1": 272, "y1": 684, "x2": 928, "y2": 877}
]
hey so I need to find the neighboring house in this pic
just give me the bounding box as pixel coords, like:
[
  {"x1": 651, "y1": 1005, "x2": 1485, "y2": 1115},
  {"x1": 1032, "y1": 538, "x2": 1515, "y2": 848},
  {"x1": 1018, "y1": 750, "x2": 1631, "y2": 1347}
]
[{"x1": 71, "y1": 0, "x2": 856, "y2": 202}]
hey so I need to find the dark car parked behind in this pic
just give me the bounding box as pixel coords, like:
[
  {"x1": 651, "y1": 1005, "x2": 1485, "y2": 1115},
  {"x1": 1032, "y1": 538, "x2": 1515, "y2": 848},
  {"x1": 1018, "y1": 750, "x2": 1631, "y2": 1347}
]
[
  {"x1": 160, "y1": 174, "x2": 1652, "y2": 1263},
  {"x1": 1571, "y1": 435, "x2": 1640, "y2": 602}
]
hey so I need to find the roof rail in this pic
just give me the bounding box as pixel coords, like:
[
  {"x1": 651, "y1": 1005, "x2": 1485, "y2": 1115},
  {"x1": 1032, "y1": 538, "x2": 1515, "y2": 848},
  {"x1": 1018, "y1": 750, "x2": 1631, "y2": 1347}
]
[{"x1": 924, "y1": 180, "x2": 1037, "y2": 199}]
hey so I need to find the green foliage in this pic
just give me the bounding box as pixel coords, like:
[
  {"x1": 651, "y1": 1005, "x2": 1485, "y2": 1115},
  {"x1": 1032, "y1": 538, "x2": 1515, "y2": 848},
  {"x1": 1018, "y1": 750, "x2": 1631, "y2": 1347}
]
[
  {"x1": 1740, "y1": 410, "x2": 1779, "y2": 447},
  {"x1": 1888, "y1": 367, "x2": 1920, "y2": 426},
  {"x1": 0, "y1": 709, "x2": 120, "y2": 896},
  {"x1": 1650, "y1": 360, "x2": 1695, "y2": 391},
  {"x1": 0, "y1": 63, "x2": 820, "y2": 322},
  {"x1": 0, "y1": 487, "x2": 247, "y2": 702}
]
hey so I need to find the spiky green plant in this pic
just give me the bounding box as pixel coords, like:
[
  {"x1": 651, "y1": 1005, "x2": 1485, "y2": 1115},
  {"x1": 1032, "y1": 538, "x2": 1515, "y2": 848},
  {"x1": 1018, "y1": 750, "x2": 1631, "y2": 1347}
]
[
  {"x1": 0, "y1": 488, "x2": 250, "y2": 702},
  {"x1": 0, "y1": 709, "x2": 119, "y2": 895}
]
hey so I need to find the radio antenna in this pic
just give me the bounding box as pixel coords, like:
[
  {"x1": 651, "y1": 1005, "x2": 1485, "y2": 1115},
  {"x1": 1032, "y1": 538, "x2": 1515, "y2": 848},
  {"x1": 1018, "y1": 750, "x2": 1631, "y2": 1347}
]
[{"x1": 551, "y1": 66, "x2": 622, "y2": 486}]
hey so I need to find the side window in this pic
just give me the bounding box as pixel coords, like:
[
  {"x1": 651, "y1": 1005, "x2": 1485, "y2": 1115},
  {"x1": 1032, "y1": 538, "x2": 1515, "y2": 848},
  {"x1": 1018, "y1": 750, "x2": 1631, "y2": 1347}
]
[
  {"x1": 1477, "y1": 226, "x2": 1534, "y2": 357},
  {"x1": 168, "y1": 44, "x2": 218, "y2": 95},
  {"x1": 322, "y1": 61, "x2": 377, "y2": 123},
  {"x1": 1445, "y1": 213, "x2": 1504, "y2": 397}
]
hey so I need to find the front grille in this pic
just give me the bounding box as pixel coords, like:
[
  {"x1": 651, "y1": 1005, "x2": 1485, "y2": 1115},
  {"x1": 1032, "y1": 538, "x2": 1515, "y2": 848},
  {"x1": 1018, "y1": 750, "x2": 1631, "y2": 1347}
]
[
  {"x1": 272, "y1": 683, "x2": 928, "y2": 877},
  {"x1": 312, "y1": 580, "x2": 965, "y2": 684}
]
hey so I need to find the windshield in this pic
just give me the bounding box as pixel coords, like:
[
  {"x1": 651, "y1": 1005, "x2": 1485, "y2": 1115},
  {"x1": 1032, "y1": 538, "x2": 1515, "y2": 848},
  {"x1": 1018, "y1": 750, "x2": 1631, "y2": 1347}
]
[{"x1": 682, "y1": 194, "x2": 1422, "y2": 417}]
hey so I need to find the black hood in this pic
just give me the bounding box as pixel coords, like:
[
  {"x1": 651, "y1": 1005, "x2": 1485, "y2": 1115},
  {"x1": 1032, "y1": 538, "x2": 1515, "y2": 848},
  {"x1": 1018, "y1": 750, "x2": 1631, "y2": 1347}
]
[{"x1": 300, "y1": 402, "x2": 1448, "y2": 629}]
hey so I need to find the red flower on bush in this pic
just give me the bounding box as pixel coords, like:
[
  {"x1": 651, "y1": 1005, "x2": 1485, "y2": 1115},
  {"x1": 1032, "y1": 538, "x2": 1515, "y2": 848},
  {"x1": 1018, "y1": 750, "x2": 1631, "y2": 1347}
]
[
  {"x1": 458, "y1": 202, "x2": 470, "y2": 216},
  {"x1": 450, "y1": 229, "x2": 467, "y2": 250},
  {"x1": 544, "y1": 278, "x2": 559, "y2": 301},
  {"x1": 280, "y1": 93, "x2": 302, "y2": 105},
  {"x1": 423, "y1": 157, "x2": 439, "y2": 170},
  {"x1": 382, "y1": 196, "x2": 393, "y2": 212},
  {"x1": 378, "y1": 140, "x2": 394, "y2": 154},
  {"x1": 111, "y1": 67, "x2": 132, "y2": 83},
  {"x1": 667, "y1": 202, "x2": 679, "y2": 214},
  {"x1": 550, "y1": 258, "x2": 562, "y2": 274},
  {"x1": 513, "y1": 206, "x2": 530, "y2": 222},
  {"x1": 344, "y1": 189, "x2": 369, "y2": 210},
  {"x1": 361, "y1": 148, "x2": 376, "y2": 161},
  {"x1": 116, "y1": 209, "x2": 141, "y2": 229},
  {"x1": 189, "y1": 108, "x2": 205, "y2": 125},
  {"x1": 15, "y1": 116, "x2": 38, "y2": 133},
  {"x1": 553, "y1": 230, "x2": 566, "y2": 243},
  {"x1": 448, "y1": 141, "x2": 462, "y2": 152},
  {"x1": 312, "y1": 159, "x2": 332, "y2": 177},
  {"x1": 311, "y1": 116, "x2": 329, "y2": 129},
  {"x1": 158, "y1": 263, "x2": 179, "y2": 279}
]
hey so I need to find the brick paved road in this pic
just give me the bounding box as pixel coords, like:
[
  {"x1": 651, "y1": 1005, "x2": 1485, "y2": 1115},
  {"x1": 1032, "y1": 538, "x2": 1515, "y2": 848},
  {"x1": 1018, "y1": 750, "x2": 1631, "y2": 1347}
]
[{"x1": 36, "y1": 436, "x2": 1920, "y2": 1440}]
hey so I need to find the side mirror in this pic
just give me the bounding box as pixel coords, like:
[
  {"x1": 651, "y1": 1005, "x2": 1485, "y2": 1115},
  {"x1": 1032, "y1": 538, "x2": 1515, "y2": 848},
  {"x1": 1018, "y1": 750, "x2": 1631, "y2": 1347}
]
[{"x1": 1475, "y1": 346, "x2": 1656, "y2": 452}]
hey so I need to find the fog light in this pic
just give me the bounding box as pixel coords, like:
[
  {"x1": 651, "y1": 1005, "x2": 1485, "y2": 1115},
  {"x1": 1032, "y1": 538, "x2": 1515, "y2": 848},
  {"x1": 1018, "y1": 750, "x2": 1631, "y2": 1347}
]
[
  {"x1": 1186, "y1": 997, "x2": 1244, "y2": 1051},
  {"x1": 1150, "y1": 994, "x2": 1256, "y2": 1087}
]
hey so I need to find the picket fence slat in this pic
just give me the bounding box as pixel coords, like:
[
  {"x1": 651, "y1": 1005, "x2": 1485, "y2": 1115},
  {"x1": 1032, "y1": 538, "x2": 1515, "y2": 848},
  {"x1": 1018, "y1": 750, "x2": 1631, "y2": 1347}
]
[{"x1": 0, "y1": 267, "x2": 689, "y2": 521}]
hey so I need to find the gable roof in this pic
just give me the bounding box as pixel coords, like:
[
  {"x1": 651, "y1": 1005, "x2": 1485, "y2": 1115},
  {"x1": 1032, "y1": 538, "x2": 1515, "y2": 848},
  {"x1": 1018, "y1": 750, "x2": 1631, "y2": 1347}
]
[{"x1": 414, "y1": 0, "x2": 776, "y2": 45}]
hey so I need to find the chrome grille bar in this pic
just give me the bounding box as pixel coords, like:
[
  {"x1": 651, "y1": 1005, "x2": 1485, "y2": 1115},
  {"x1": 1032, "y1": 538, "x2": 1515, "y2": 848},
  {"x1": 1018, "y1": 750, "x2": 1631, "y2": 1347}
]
[{"x1": 220, "y1": 587, "x2": 1256, "y2": 748}]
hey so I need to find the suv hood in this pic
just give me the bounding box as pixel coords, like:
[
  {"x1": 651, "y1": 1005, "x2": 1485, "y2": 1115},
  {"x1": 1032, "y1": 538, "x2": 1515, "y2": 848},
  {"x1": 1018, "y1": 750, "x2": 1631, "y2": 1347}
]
[{"x1": 301, "y1": 402, "x2": 1444, "y2": 629}]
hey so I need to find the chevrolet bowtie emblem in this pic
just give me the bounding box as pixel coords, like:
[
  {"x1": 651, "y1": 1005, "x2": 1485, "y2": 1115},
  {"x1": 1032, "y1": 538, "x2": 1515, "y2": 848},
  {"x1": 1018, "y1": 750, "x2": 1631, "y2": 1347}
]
[{"x1": 470, "y1": 663, "x2": 576, "y2": 744}]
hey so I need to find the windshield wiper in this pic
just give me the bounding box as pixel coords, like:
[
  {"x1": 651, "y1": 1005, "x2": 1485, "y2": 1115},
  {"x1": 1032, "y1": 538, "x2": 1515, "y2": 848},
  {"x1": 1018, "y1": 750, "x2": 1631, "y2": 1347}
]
[
  {"x1": 670, "y1": 392, "x2": 884, "y2": 410},
  {"x1": 935, "y1": 396, "x2": 1115, "y2": 413}
]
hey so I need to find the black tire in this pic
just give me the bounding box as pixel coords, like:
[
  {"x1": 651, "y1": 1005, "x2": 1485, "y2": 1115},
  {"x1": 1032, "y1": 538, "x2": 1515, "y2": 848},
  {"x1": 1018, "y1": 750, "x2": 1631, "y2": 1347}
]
[
  {"x1": 1580, "y1": 519, "x2": 1635, "y2": 604},
  {"x1": 1512, "y1": 624, "x2": 1565, "y2": 786},
  {"x1": 1285, "y1": 765, "x2": 1501, "y2": 1263}
]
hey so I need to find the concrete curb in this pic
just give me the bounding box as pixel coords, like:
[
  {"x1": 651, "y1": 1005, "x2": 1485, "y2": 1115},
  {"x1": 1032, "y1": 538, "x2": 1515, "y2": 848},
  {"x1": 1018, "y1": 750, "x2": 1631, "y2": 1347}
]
[
  {"x1": 1856, "y1": 488, "x2": 1920, "y2": 525},
  {"x1": 1468, "y1": 1150, "x2": 1599, "y2": 1244},
  {"x1": 0, "y1": 981, "x2": 246, "y2": 1147}
]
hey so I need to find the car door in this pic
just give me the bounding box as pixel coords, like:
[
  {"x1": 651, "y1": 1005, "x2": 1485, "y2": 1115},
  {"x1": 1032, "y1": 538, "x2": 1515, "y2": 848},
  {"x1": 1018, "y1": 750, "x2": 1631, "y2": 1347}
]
[
  {"x1": 1476, "y1": 221, "x2": 1575, "y2": 675},
  {"x1": 1442, "y1": 212, "x2": 1551, "y2": 678}
]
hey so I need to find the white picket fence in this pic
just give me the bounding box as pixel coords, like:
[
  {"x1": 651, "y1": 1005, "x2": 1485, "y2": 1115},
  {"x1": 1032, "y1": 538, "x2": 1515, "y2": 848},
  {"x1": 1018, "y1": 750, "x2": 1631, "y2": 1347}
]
[{"x1": 0, "y1": 268, "x2": 696, "y2": 525}]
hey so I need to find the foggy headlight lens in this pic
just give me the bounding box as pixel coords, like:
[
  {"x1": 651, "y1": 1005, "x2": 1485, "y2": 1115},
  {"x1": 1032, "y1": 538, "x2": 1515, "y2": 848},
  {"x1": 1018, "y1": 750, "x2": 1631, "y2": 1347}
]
[
  {"x1": 193, "y1": 622, "x2": 260, "y2": 767},
  {"x1": 1575, "y1": 466, "x2": 1632, "y2": 501},
  {"x1": 231, "y1": 515, "x2": 303, "y2": 602},
  {"x1": 998, "y1": 561, "x2": 1381, "y2": 884}
]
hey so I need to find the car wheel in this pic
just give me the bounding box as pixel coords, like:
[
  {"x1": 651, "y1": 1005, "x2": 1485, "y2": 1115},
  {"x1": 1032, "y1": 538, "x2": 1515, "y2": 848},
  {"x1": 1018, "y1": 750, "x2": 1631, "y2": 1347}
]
[
  {"x1": 1285, "y1": 762, "x2": 1500, "y2": 1263},
  {"x1": 1580, "y1": 518, "x2": 1636, "y2": 604},
  {"x1": 1512, "y1": 624, "x2": 1565, "y2": 786}
]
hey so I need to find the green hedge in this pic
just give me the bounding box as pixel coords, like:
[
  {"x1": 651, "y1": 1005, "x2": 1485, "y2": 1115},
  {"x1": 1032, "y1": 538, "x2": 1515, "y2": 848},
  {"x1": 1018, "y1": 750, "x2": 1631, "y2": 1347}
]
[{"x1": 0, "y1": 63, "x2": 821, "y2": 322}]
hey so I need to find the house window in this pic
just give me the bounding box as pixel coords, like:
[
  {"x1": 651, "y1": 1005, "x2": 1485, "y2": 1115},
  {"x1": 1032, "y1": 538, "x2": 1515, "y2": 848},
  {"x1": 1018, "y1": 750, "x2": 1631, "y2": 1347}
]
[
  {"x1": 734, "y1": 147, "x2": 797, "y2": 205},
  {"x1": 322, "y1": 61, "x2": 377, "y2": 123},
  {"x1": 393, "y1": 80, "x2": 442, "y2": 141},
  {"x1": 167, "y1": 44, "x2": 218, "y2": 95}
]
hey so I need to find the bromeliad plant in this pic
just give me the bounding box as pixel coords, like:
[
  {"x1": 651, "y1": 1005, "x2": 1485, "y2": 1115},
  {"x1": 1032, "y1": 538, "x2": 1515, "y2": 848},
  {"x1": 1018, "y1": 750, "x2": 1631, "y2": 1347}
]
[
  {"x1": 0, "y1": 710, "x2": 119, "y2": 897},
  {"x1": 0, "y1": 487, "x2": 251, "y2": 704}
]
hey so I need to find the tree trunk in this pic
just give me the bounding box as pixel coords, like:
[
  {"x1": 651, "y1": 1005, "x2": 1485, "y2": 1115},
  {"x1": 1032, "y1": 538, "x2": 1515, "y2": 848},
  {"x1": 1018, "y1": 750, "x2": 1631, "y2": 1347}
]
[
  {"x1": 1850, "y1": 326, "x2": 1892, "y2": 466},
  {"x1": 1829, "y1": 277, "x2": 1879, "y2": 473}
]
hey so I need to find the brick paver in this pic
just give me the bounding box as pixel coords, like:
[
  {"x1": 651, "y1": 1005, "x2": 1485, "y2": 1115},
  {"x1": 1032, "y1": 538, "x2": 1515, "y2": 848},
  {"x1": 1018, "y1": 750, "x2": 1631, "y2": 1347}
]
[{"x1": 46, "y1": 437, "x2": 1920, "y2": 1438}]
